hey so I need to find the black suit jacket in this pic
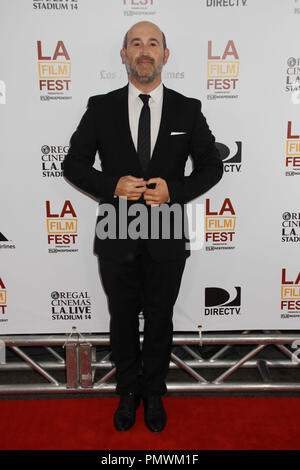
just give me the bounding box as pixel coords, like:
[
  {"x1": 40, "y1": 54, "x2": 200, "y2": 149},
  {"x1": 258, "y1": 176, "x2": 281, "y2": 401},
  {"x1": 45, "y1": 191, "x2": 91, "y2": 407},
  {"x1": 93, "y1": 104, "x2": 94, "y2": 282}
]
[{"x1": 63, "y1": 84, "x2": 223, "y2": 262}]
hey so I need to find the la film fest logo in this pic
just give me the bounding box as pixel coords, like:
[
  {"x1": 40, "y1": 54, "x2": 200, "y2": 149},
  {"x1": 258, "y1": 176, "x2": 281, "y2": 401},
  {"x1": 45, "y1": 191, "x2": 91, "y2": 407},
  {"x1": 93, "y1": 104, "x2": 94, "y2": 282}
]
[
  {"x1": 41, "y1": 145, "x2": 69, "y2": 178},
  {"x1": 216, "y1": 141, "x2": 242, "y2": 174},
  {"x1": 207, "y1": 40, "x2": 240, "y2": 100},
  {"x1": 50, "y1": 290, "x2": 91, "y2": 321},
  {"x1": 46, "y1": 200, "x2": 78, "y2": 253},
  {"x1": 206, "y1": 0, "x2": 247, "y2": 6},
  {"x1": 37, "y1": 40, "x2": 72, "y2": 101},
  {"x1": 204, "y1": 286, "x2": 241, "y2": 317},
  {"x1": 0, "y1": 277, "x2": 8, "y2": 318},
  {"x1": 33, "y1": 0, "x2": 79, "y2": 10},
  {"x1": 205, "y1": 198, "x2": 236, "y2": 251},
  {"x1": 0, "y1": 80, "x2": 5, "y2": 105},
  {"x1": 286, "y1": 57, "x2": 300, "y2": 94},
  {"x1": 123, "y1": 0, "x2": 156, "y2": 16},
  {"x1": 285, "y1": 121, "x2": 300, "y2": 176},
  {"x1": 95, "y1": 197, "x2": 205, "y2": 252},
  {"x1": 282, "y1": 212, "x2": 300, "y2": 243},
  {"x1": 281, "y1": 268, "x2": 300, "y2": 319}
]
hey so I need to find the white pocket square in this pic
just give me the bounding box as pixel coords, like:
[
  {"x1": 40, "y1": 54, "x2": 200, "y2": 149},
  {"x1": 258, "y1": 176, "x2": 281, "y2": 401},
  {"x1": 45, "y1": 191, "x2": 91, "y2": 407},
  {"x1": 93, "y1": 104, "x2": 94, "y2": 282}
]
[{"x1": 170, "y1": 131, "x2": 187, "y2": 135}]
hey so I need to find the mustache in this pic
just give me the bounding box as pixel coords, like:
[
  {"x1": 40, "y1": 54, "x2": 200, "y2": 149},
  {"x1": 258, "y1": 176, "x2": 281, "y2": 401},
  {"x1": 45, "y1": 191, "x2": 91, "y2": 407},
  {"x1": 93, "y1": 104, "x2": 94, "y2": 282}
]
[{"x1": 136, "y1": 56, "x2": 154, "y2": 64}]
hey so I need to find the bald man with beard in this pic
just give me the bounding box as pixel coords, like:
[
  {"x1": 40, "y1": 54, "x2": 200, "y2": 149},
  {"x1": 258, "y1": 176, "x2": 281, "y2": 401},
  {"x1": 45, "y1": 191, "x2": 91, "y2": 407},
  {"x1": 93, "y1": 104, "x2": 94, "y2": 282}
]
[{"x1": 63, "y1": 21, "x2": 223, "y2": 432}]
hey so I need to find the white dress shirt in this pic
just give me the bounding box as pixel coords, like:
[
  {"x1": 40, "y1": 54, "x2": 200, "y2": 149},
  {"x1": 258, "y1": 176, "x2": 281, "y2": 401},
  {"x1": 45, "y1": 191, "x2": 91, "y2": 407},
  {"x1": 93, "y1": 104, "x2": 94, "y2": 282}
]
[
  {"x1": 114, "y1": 81, "x2": 169, "y2": 202},
  {"x1": 128, "y1": 81, "x2": 163, "y2": 157}
]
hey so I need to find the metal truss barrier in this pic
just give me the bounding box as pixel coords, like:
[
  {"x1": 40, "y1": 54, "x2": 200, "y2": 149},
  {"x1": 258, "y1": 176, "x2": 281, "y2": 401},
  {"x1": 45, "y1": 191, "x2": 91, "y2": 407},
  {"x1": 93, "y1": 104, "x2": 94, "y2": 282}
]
[{"x1": 0, "y1": 330, "x2": 300, "y2": 394}]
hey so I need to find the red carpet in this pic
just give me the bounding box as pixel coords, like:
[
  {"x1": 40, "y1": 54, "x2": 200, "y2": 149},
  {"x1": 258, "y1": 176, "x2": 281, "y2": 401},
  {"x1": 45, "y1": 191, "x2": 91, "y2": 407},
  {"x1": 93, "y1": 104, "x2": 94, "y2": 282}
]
[{"x1": 0, "y1": 396, "x2": 299, "y2": 450}]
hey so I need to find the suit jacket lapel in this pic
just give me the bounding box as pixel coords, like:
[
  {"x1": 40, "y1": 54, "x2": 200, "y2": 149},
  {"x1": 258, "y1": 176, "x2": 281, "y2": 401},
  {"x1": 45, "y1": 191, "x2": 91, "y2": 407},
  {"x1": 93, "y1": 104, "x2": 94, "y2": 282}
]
[
  {"x1": 114, "y1": 84, "x2": 143, "y2": 174},
  {"x1": 148, "y1": 85, "x2": 172, "y2": 174}
]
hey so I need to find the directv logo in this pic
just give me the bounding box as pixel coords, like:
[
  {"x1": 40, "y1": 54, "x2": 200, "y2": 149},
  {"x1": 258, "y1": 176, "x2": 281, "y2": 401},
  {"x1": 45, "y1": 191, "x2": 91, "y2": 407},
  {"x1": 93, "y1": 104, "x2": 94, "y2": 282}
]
[
  {"x1": 204, "y1": 286, "x2": 241, "y2": 315},
  {"x1": 215, "y1": 141, "x2": 242, "y2": 173}
]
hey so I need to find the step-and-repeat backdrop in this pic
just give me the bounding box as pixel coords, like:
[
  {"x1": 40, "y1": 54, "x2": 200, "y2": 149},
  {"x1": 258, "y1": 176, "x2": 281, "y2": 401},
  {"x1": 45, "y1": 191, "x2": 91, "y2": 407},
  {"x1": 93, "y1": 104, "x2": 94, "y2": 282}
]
[{"x1": 1, "y1": 0, "x2": 300, "y2": 334}]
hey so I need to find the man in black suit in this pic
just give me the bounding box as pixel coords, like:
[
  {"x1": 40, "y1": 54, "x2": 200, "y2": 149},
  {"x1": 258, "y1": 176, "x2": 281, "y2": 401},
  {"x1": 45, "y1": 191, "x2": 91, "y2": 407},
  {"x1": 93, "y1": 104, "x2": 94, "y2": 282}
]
[{"x1": 63, "y1": 21, "x2": 223, "y2": 432}]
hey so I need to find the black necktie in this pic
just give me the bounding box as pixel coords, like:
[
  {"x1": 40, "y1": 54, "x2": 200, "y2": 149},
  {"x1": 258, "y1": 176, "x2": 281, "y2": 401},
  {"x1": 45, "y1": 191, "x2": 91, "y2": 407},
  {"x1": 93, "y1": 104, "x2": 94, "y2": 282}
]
[{"x1": 137, "y1": 94, "x2": 151, "y2": 173}]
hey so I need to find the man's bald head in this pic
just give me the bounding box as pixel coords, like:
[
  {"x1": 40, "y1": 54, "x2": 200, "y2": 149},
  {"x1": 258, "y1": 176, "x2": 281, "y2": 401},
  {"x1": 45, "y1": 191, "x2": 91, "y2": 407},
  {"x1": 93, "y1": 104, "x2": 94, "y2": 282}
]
[{"x1": 122, "y1": 21, "x2": 167, "y2": 50}]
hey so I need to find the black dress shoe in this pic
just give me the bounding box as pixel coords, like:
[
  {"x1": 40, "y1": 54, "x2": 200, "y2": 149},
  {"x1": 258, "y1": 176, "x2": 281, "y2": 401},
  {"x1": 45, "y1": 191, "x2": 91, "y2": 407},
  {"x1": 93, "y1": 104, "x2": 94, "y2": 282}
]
[
  {"x1": 143, "y1": 395, "x2": 167, "y2": 432},
  {"x1": 114, "y1": 392, "x2": 141, "y2": 431}
]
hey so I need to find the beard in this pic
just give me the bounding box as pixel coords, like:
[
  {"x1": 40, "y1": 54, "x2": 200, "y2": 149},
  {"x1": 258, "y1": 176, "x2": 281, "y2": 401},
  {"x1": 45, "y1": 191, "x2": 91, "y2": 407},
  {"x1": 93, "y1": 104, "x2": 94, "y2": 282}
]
[{"x1": 126, "y1": 55, "x2": 164, "y2": 84}]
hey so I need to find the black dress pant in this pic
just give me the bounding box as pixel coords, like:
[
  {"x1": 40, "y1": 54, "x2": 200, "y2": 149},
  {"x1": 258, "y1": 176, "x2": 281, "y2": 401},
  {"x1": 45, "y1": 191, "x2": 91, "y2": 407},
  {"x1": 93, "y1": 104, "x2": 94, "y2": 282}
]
[{"x1": 98, "y1": 239, "x2": 186, "y2": 396}]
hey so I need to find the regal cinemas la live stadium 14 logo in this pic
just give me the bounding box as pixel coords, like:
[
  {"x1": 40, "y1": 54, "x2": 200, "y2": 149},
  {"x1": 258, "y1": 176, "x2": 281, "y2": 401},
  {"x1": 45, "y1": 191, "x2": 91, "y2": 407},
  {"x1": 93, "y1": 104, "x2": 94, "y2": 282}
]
[
  {"x1": 285, "y1": 121, "x2": 300, "y2": 176},
  {"x1": 37, "y1": 40, "x2": 72, "y2": 101},
  {"x1": 0, "y1": 277, "x2": 8, "y2": 320},
  {"x1": 204, "y1": 286, "x2": 241, "y2": 317},
  {"x1": 50, "y1": 290, "x2": 92, "y2": 321},
  {"x1": 205, "y1": 198, "x2": 236, "y2": 251},
  {"x1": 207, "y1": 40, "x2": 240, "y2": 100},
  {"x1": 286, "y1": 57, "x2": 300, "y2": 93},
  {"x1": 33, "y1": 0, "x2": 79, "y2": 10},
  {"x1": 46, "y1": 200, "x2": 78, "y2": 253},
  {"x1": 41, "y1": 145, "x2": 69, "y2": 178},
  {"x1": 282, "y1": 212, "x2": 300, "y2": 243},
  {"x1": 216, "y1": 141, "x2": 242, "y2": 173},
  {"x1": 123, "y1": 0, "x2": 156, "y2": 16},
  {"x1": 281, "y1": 268, "x2": 300, "y2": 319}
]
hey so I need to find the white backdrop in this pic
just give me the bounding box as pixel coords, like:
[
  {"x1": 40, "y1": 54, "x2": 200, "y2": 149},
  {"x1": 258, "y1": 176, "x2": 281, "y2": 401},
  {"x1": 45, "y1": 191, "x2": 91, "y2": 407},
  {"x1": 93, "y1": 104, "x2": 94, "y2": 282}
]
[{"x1": 1, "y1": 0, "x2": 300, "y2": 334}]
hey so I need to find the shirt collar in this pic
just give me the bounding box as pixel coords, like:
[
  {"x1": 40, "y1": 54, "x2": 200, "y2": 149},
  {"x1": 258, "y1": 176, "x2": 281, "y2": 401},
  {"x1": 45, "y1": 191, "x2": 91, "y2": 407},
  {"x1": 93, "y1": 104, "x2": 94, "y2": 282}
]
[{"x1": 128, "y1": 81, "x2": 163, "y2": 104}]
